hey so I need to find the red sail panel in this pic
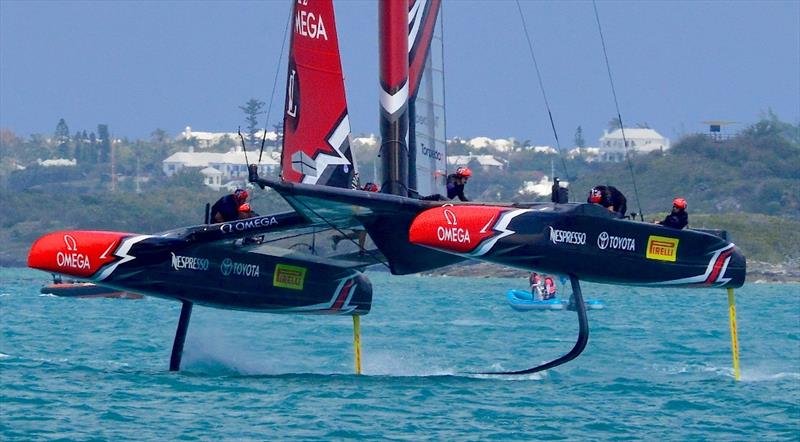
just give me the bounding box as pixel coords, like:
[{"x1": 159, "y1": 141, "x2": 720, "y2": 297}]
[
  {"x1": 407, "y1": 0, "x2": 441, "y2": 100},
  {"x1": 282, "y1": 0, "x2": 355, "y2": 187}
]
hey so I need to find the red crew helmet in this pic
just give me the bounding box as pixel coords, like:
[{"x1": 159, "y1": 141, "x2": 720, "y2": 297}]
[
  {"x1": 238, "y1": 203, "x2": 251, "y2": 212},
  {"x1": 673, "y1": 197, "x2": 687, "y2": 210},
  {"x1": 456, "y1": 166, "x2": 472, "y2": 178},
  {"x1": 234, "y1": 189, "x2": 249, "y2": 202},
  {"x1": 588, "y1": 188, "x2": 603, "y2": 204},
  {"x1": 363, "y1": 182, "x2": 379, "y2": 192}
]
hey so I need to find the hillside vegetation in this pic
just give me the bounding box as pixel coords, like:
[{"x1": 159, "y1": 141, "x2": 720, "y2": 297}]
[
  {"x1": 0, "y1": 114, "x2": 797, "y2": 268},
  {"x1": 569, "y1": 114, "x2": 799, "y2": 217}
]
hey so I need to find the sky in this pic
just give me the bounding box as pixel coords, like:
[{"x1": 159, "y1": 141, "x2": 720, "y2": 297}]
[{"x1": 1, "y1": 0, "x2": 798, "y2": 146}]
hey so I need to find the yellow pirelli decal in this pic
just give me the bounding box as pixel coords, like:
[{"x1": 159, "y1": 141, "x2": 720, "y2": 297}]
[
  {"x1": 646, "y1": 236, "x2": 679, "y2": 262},
  {"x1": 273, "y1": 264, "x2": 307, "y2": 290}
]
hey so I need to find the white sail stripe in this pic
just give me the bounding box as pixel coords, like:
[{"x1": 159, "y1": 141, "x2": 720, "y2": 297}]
[
  {"x1": 380, "y1": 81, "x2": 409, "y2": 115},
  {"x1": 408, "y1": 0, "x2": 427, "y2": 49},
  {"x1": 301, "y1": 115, "x2": 352, "y2": 185},
  {"x1": 328, "y1": 114, "x2": 351, "y2": 149},
  {"x1": 93, "y1": 235, "x2": 153, "y2": 281}
]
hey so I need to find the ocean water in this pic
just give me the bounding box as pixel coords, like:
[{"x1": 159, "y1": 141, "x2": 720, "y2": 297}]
[{"x1": 1, "y1": 267, "x2": 798, "y2": 440}]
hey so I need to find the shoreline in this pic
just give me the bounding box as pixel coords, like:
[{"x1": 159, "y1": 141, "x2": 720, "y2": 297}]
[{"x1": 421, "y1": 260, "x2": 800, "y2": 284}]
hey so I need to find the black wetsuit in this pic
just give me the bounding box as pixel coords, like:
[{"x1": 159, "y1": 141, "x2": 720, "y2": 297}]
[
  {"x1": 590, "y1": 185, "x2": 627, "y2": 218},
  {"x1": 660, "y1": 209, "x2": 688, "y2": 229},
  {"x1": 446, "y1": 174, "x2": 469, "y2": 201},
  {"x1": 210, "y1": 194, "x2": 240, "y2": 222}
]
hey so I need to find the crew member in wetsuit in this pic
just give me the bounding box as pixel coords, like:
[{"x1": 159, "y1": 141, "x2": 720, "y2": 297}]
[
  {"x1": 656, "y1": 197, "x2": 689, "y2": 229},
  {"x1": 588, "y1": 185, "x2": 627, "y2": 218},
  {"x1": 419, "y1": 167, "x2": 472, "y2": 201},
  {"x1": 210, "y1": 188, "x2": 249, "y2": 223},
  {"x1": 447, "y1": 166, "x2": 472, "y2": 201}
]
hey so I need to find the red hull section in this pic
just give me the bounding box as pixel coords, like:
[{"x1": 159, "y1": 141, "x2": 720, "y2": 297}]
[
  {"x1": 28, "y1": 230, "x2": 131, "y2": 279},
  {"x1": 409, "y1": 206, "x2": 508, "y2": 254}
]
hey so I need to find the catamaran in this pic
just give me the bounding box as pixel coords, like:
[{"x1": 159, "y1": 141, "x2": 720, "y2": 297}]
[{"x1": 28, "y1": 0, "x2": 745, "y2": 376}]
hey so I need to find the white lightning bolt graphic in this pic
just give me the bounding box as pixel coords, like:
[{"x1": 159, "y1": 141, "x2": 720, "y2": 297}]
[
  {"x1": 93, "y1": 235, "x2": 153, "y2": 281},
  {"x1": 470, "y1": 209, "x2": 532, "y2": 257}
]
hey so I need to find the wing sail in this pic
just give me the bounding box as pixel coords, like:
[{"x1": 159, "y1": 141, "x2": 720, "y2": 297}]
[
  {"x1": 282, "y1": 0, "x2": 356, "y2": 187},
  {"x1": 407, "y1": 0, "x2": 446, "y2": 197}
]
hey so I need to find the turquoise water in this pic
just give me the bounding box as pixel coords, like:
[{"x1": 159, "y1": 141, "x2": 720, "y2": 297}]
[{"x1": 2, "y1": 268, "x2": 798, "y2": 440}]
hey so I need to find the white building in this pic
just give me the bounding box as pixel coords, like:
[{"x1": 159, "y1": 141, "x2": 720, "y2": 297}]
[
  {"x1": 200, "y1": 167, "x2": 223, "y2": 189},
  {"x1": 162, "y1": 147, "x2": 278, "y2": 189},
  {"x1": 598, "y1": 128, "x2": 670, "y2": 162},
  {"x1": 177, "y1": 126, "x2": 278, "y2": 149},
  {"x1": 519, "y1": 175, "x2": 569, "y2": 197},
  {"x1": 447, "y1": 154, "x2": 504, "y2": 170},
  {"x1": 465, "y1": 136, "x2": 516, "y2": 152},
  {"x1": 38, "y1": 158, "x2": 77, "y2": 167}
]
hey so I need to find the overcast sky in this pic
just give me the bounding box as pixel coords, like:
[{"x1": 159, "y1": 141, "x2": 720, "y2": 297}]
[{"x1": 1, "y1": 0, "x2": 798, "y2": 145}]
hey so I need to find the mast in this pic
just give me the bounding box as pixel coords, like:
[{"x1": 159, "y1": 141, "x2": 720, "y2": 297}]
[{"x1": 379, "y1": 0, "x2": 409, "y2": 196}]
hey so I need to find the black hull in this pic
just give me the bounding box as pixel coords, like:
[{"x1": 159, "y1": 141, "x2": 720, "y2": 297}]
[
  {"x1": 29, "y1": 232, "x2": 372, "y2": 315},
  {"x1": 104, "y1": 243, "x2": 373, "y2": 314}
]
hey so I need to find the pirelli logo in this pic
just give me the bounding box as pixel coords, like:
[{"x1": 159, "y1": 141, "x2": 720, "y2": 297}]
[
  {"x1": 273, "y1": 264, "x2": 307, "y2": 290},
  {"x1": 646, "y1": 236, "x2": 679, "y2": 262}
]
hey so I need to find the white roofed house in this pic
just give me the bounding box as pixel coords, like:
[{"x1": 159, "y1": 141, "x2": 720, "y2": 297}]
[
  {"x1": 176, "y1": 126, "x2": 279, "y2": 150},
  {"x1": 447, "y1": 154, "x2": 505, "y2": 171},
  {"x1": 598, "y1": 128, "x2": 670, "y2": 162},
  {"x1": 200, "y1": 167, "x2": 223, "y2": 190},
  {"x1": 162, "y1": 146, "x2": 278, "y2": 189}
]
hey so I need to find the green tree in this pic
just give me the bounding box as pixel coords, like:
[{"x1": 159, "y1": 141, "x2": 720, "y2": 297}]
[
  {"x1": 239, "y1": 98, "x2": 266, "y2": 144},
  {"x1": 150, "y1": 128, "x2": 170, "y2": 145},
  {"x1": 607, "y1": 117, "x2": 622, "y2": 131},
  {"x1": 54, "y1": 118, "x2": 70, "y2": 144},
  {"x1": 574, "y1": 126, "x2": 585, "y2": 148},
  {"x1": 97, "y1": 124, "x2": 111, "y2": 163},
  {"x1": 170, "y1": 168, "x2": 205, "y2": 189}
]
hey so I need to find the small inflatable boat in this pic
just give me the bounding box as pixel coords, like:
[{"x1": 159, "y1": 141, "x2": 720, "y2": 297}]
[
  {"x1": 507, "y1": 289, "x2": 604, "y2": 311},
  {"x1": 506, "y1": 290, "x2": 565, "y2": 311}
]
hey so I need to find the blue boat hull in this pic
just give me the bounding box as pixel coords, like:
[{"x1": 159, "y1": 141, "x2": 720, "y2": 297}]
[{"x1": 506, "y1": 289, "x2": 604, "y2": 311}]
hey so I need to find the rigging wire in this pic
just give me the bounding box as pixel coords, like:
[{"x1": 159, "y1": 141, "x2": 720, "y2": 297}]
[
  {"x1": 514, "y1": 0, "x2": 570, "y2": 182},
  {"x1": 238, "y1": 127, "x2": 250, "y2": 166},
  {"x1": 293, "y1": 197, "x2": 392, "y2": 271},
  {"x1": 258, "y1": 5, "x2": 293, "y2": 165},
  {"x1": 592, "y1": 0, "x2": 644, "y2": 220},
  {"x1": 439, "y1": 1, "x2": 449, "y2": 180}
]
